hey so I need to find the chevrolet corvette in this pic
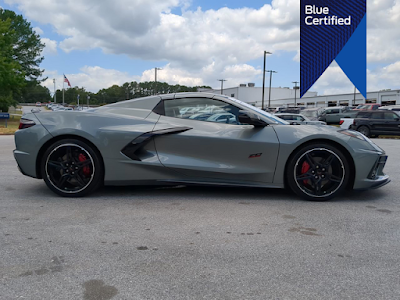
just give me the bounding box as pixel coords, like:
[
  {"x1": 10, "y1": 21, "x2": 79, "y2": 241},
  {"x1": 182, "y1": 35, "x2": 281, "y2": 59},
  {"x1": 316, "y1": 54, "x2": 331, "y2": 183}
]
[{"x1": 14, "y1": 93, "x2": 390, "y2": 200}]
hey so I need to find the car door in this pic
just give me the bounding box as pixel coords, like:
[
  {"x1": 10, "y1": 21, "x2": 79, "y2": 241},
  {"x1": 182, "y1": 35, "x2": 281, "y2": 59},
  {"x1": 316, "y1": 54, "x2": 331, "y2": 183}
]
[
  {"x1": 368, "y1": 112, "x2": 385, "y2": 134},
  {"x1": 152, "y1": 96, "x2": 280, "y2": 184}
]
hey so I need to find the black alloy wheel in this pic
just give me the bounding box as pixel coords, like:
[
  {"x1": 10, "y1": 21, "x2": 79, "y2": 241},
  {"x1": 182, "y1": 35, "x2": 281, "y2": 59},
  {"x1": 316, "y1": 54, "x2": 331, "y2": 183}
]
[
  {"x1": 287, "y1": 143, "x2": 350, "y2": 201},
  {"x1": 41, "y1": 139, "x2": 103, "y2": 197}
]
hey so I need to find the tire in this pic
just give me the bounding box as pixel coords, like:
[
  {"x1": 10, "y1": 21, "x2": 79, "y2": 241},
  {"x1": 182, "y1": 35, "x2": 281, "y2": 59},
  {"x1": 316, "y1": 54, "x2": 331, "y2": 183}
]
[
  {"x1": 286, "y1": 143, "x2": 350, "y2": 201},
  {"x1": 40, "y1": 139, "x2": 103, "y2": 197},
  {"x1": 357, "y1": 126, "x2": 370, "y2": 137}
]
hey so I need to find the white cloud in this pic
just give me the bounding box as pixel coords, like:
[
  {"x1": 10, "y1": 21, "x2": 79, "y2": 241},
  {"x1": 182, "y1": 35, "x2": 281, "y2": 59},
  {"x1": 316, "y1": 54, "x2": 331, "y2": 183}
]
[
  {"x1": 6, "y1": 0, "x2": 400, "y2": 94},
  {"x1": 32, "y1": 26, "x2": 43, "y2": 35},
  {"x1": 41, "y1": 38, "x2": 58, "y2": 55},
  {"x1": 6, "y1": 0, "x2": 300, "y2": 70},
  {"x1": 312, "y1": 61, "x2": 400, "y2": 96},
  {"x1": 41, "y1": 66, "x2": 141, "y2": 93}
]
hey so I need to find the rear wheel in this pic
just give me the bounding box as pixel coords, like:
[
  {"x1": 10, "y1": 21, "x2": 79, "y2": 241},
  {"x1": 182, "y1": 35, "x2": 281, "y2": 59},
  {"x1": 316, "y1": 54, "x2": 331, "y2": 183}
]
[
  {"x1": 287, "y1": 143, "x2": 350, "y2": 201},
  {"x1": 357, "y1": 126, "x2": 370, "y2": 137},
  {"x1": 41, "y1": 139, "x2": 103, "y2": 197}
]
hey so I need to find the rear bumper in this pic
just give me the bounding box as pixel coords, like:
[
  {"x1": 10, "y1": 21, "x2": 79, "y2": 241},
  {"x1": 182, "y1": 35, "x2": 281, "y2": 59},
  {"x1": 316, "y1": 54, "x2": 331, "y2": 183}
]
[{"x1": 14, "y1": 150, "x2": 37, "y2": 178}]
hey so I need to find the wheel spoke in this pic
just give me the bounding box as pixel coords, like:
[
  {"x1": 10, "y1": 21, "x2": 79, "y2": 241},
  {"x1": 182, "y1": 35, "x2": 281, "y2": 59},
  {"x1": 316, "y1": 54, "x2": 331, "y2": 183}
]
[
  {"x1": 305, "y1": 153, "x2": 316, "y2": 168},
  {"x1": 56, "y1": 174, "x2": 68, "y2": 187},
  {"x1": 66, "y1": 146, "x2": 73, "y2": 161},
  {"x1": 296, "y1": 172, "x2": 314, "y2": 181},
  {"x1": 74, "y1": 174, "x2": 87, "y2": 187},
  {"x1": 48, "y1": 160, "x2": 64, "y2": 170},
  {"x1": 330, "y1": 174, "x2": 342, "y2": 183},
  {"x1": 77, "y1": 159, "x2": 92, "y2": 168},
  {"x1": 314, "y1": 180, "x2": 322, "y2": 196},
  {"x1": 322, "y1": 154, "x2": 335, "y2": 168}
]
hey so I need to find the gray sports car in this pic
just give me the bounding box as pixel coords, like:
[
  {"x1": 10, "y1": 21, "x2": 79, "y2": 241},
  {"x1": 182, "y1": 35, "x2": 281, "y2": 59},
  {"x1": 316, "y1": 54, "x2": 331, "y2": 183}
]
[{"x1": 14, "y1": 92, "x2": 390, "y2": 200}]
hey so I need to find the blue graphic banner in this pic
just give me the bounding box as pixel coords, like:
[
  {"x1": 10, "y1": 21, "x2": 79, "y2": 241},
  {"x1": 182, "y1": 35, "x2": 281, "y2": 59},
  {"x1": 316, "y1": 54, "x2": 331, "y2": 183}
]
[{"x1": 300, "y1": 0, "x2": 366, "y2": 98}]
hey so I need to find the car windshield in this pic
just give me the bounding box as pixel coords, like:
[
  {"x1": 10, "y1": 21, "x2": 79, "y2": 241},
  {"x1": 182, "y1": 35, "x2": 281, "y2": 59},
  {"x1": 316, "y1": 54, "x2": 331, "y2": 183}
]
[
  {"x1": 356, "y1": 105, "x2": 370, "y2": 110},
  {"x1": 302, "y1": 110, "x2": 318, "y2": 118},
  {"x1": 226, "y1": 97, "x2": 289, "y2": 125}
]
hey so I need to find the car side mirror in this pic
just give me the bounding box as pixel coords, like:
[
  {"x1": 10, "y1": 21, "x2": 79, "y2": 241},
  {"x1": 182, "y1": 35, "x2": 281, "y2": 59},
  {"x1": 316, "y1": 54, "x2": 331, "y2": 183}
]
[{"x1": 238, "y1": 110, "x2": 268, "y2": 127}]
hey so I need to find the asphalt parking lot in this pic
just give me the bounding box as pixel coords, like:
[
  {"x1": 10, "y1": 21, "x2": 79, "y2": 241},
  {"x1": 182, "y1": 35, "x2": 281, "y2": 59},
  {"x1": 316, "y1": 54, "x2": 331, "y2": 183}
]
[{"x1": 1, "y1": 136, "x2": 399, "y2": 300}]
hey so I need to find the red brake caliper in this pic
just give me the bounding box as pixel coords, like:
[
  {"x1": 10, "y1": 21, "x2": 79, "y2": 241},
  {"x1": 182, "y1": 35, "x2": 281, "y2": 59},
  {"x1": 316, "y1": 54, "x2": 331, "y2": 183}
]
[
  {"x1": 301, "y1": 161, "x2": 310, "y2": 185},
  {"x1": 78, "y1": 153, "x2": 91, "y2": 176}
]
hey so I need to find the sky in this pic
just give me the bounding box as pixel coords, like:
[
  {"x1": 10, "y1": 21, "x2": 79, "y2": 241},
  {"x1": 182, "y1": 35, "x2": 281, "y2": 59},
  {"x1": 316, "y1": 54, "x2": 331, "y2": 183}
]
[{"x1": 1, "y1": 0, "x2": 400, "y2": 97}]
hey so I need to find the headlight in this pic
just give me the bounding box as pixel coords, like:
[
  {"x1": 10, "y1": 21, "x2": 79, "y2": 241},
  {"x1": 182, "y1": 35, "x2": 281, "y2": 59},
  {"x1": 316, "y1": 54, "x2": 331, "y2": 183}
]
[
  {"x1": 338, "y1": 129, "x2": 366, "y2": 140},
  {"x1": 338, "y1": 129, "x2": 383, "y2": 153}
]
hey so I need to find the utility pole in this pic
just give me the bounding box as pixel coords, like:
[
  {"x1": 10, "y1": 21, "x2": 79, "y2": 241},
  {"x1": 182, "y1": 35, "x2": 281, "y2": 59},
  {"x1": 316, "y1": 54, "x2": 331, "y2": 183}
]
[
  {"x1": 266, "y1": 70, "x2": 277, "y2": 109},
  {"x1": 53, "y1": 78, "x2": 56, "y2": 103},
  {"x1": 155, "y1": 67, "x2": 162, "y2": 95},
  {"x1": 262, "y1": 51, "x2": 272, "y2": 110},
  {"x1": 292, "y1": 81, "x2": 299, "y2": 106},
  {"x1": 218, "y1": 79, "x2": 227, "y2": 95}
]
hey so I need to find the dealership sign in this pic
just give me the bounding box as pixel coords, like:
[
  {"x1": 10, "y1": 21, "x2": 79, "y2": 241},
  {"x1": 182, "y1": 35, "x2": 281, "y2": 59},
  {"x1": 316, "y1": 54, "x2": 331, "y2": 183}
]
[{"x1": 300, "y1": 0, "x2": 367, "y2": 98}]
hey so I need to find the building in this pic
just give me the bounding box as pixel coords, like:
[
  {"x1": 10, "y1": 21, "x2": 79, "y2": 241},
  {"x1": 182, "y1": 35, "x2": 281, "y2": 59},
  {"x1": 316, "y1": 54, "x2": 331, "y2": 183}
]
[
  {"x1": 199, "y1": 84, "x2": 317, "y2": 108},
  {"x1": 200, "y1": 85, "x2": 400, "y2": 108},
  {"x1": 288, "y1": 89, "x2": 400, "y2": 107}
]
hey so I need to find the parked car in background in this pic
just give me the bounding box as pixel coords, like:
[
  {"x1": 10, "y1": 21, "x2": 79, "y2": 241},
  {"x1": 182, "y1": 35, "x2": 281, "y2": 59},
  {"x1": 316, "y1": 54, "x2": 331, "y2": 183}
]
[
  {"x1": 275, "y1": 106, "x2": 306, "y2": 114},
  {"x1": 35, "y1": 102, "x2": 41, "y2": 107},
  {"x1": 378, "y1": 105, "x2": 400, "y2": 112},
  {"x1": 318, "y1": 106, "x2": 358, "y2": 124},
  {"x1": 350, "y1": 110, "x2": 400, "y2": 137},
  {"x1": 275, "y1": 113, "x2": 326, "y2": 125},
  {"x1": 300, "y1": 107, "x2": 325, "y2": 121},
  {"x1": 339, "y1": 118, "x2": 354, "y2": 129},
  {"x1": 354, "y1": 103, "x2": 381, "y2": 110}
]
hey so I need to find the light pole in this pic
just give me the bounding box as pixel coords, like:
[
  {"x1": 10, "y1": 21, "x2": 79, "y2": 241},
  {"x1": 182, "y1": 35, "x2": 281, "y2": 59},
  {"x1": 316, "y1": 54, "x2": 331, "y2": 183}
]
[
  {"x1": 292, "y1": 81, "x2": 299, "y2": 106},
  {"x1": 266, "y1": 70, "x2": 277, "y2": 109},
  {"x1": 53, "y1": 78, "x2": 56, "y2": 103},
  {"x1": 87, "y1": 95, "x2": 90, "y2": 108},
  {"x1": 155, "y1": 67, "x2": 162, "y2": 95},
  {"x1": 353, "y1": 86, "x2": 356, "y2": 106},
  {"x1": 262, "y1": 51, "x2": 272, "y2": 110},
  {"x1": 218, "y1": 79, "x2": 227, "y2": 95}
]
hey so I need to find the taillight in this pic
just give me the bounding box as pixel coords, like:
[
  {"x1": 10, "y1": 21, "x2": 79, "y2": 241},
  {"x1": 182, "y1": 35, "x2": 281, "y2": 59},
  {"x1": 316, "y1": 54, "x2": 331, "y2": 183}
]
[
  {"x1": 19, "y1": 118, "x2": 36, "y2": 129},
  {"x1": 339, "y1": 120, "x2": 344, "y2": 125}
]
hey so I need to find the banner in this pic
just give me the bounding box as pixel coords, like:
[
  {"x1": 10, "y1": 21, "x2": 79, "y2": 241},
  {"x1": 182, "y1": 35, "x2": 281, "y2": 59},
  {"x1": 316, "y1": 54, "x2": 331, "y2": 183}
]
[{"x1": 300, "y1": 0, "x2": 367, "y2": 98}]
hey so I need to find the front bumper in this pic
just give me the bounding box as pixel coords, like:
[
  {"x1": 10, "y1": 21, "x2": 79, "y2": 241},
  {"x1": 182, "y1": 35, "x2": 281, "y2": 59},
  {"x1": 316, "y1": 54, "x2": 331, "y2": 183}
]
[{"x1": 353, "y1": 154, "x2": 390, "y2": 190}]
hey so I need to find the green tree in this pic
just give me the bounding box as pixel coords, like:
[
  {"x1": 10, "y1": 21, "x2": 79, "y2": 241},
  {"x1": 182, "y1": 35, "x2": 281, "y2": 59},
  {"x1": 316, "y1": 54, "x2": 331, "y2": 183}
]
[
  {"x1": 0, "y1": 18, "x2": 25, "y2": 112},
  {"x1": 20, "y1": 82, "x2": 51, "y2": 103},
  {"x1": 0, "y1": 9, "x2": 45, "y2": 82}
]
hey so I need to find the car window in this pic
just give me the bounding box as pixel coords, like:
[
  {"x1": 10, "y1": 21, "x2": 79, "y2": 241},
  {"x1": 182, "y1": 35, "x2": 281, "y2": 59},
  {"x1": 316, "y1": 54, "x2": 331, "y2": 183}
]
[
  {"x1": 371, "y1": 112, "x2": 384, "y2": 119},
  {"x1": 356, "y1": 111, "x2": 370, "y2": 118},
  {"x1": 384, "y1": 112, "x2": 399, "y2": 120},
  {"x1": 326, "y1": 109, "x2": 339, "y2": 114},
  {"x1": 164, "y1": 98, "x2": 240, "y2": 125}
]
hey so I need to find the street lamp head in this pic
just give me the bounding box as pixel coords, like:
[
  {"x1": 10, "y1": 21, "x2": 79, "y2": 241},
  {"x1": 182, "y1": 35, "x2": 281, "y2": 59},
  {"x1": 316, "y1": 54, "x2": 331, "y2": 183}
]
[{"x1": 264, "y1": 51, "x2": 272, "y2": 55}]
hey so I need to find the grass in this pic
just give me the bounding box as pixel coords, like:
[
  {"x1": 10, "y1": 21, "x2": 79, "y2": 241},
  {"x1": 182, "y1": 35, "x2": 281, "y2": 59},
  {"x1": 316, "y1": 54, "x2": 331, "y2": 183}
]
[{"x1": 0, "y1": 120, "x2": 19, "y2": 135}]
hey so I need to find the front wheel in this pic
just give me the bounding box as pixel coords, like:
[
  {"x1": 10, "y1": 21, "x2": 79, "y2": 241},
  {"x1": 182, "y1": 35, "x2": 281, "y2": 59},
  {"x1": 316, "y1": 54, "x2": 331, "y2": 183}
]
[
  {"x1": 41, "y1": 139, "x2": 103, "y2": 197},
  {"x1": 286, "y1": 144, "x2": 350, "y2": 201}
]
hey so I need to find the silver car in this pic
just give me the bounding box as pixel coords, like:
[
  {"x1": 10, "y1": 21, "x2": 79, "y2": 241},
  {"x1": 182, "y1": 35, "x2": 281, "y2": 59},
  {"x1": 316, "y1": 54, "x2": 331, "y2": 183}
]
[
  {"x1": 14, "y1": 93, "x2": 390, "y2": 200},
  {"x1": 274, "y1": 113, "x2": 326, "y2": 125}
]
